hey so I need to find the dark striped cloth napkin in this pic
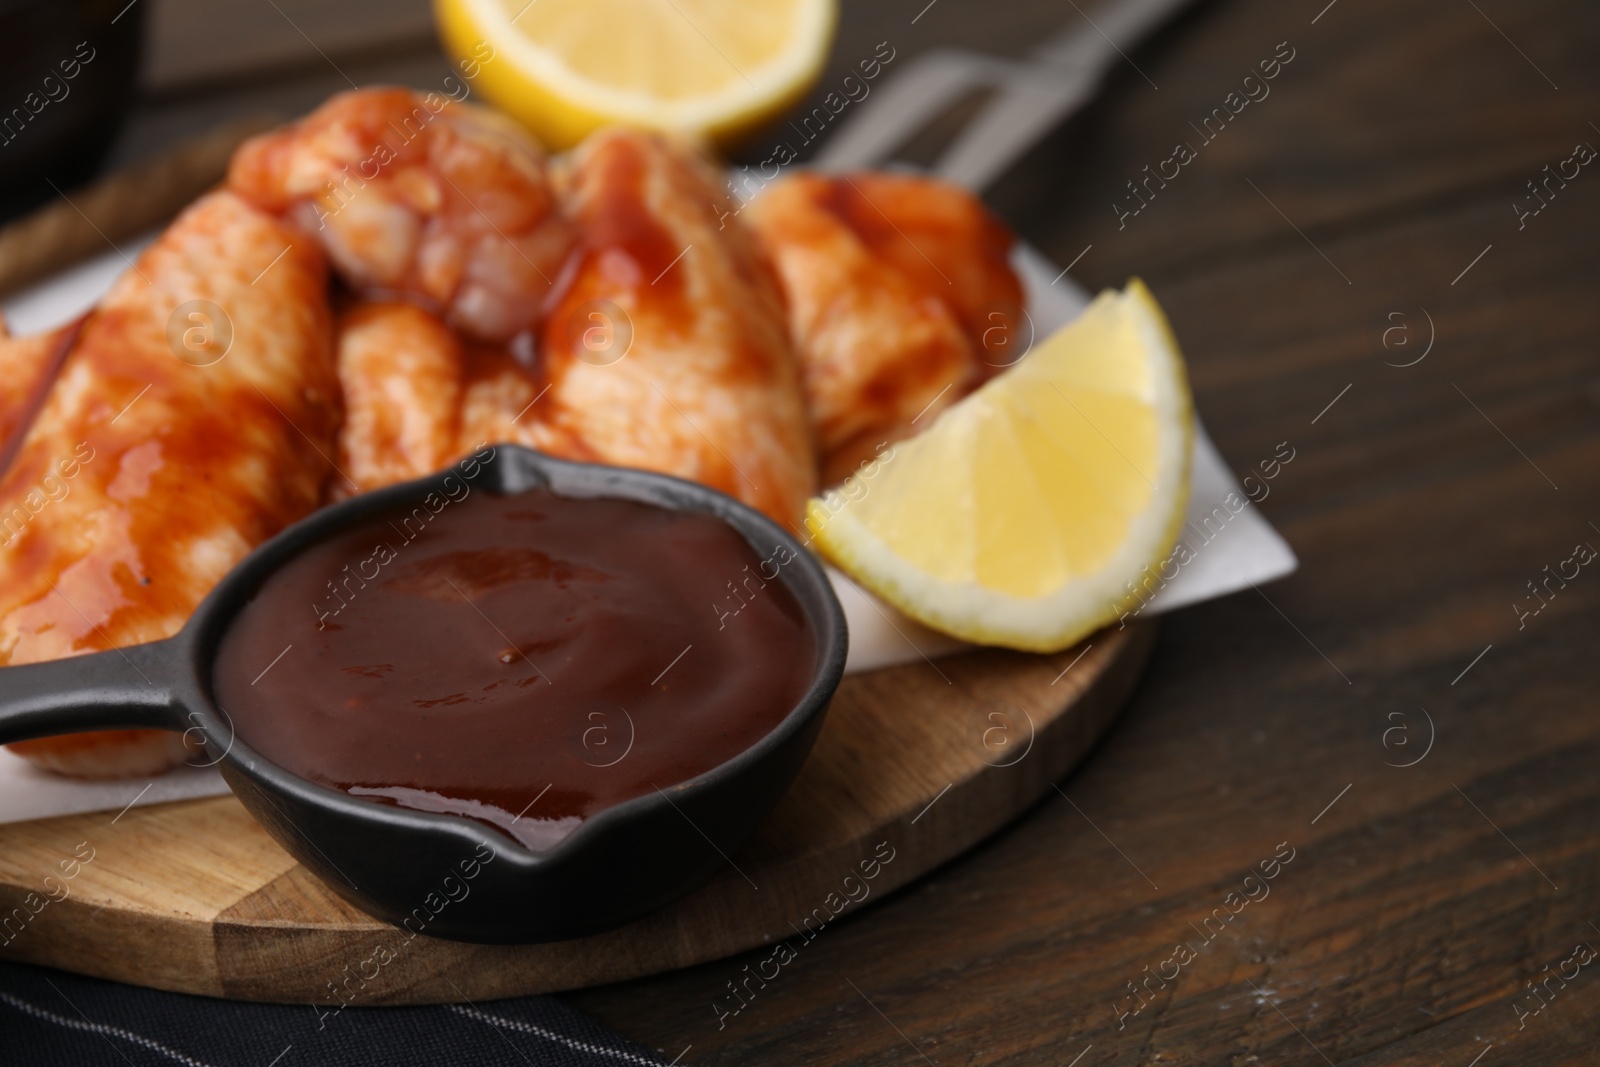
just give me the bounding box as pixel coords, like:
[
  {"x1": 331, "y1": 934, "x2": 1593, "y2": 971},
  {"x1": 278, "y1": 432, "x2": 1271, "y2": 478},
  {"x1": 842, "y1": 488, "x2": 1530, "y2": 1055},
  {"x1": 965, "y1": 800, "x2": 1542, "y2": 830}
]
[{"x1": 0, "y1": 961, "x2": 674, "y2": 1066}]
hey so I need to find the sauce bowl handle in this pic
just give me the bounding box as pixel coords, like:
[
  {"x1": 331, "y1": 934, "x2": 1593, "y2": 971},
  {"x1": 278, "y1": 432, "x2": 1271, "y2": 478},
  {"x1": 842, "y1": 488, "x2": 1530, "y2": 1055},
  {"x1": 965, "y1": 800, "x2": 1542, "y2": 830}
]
[{"x1": 0, "y1": 640, "x2": 186, "y2": 745}]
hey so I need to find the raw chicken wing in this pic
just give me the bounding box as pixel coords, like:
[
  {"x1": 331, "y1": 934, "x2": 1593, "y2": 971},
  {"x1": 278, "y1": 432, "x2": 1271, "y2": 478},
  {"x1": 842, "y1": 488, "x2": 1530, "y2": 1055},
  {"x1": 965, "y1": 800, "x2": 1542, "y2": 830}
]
[
  {"x1": 229, "y1": 87, "x2": 572, "y2": 343},
  {"x1": 746, "y1": 172, "x2": 1026, "y2": 483},
  {"x1": 333, "y1": 301, "x2": 464, "y2": 497},
  {"x1": 0, "y1": 318, "x2": 78, "y2": 472},
  {"x1": 3, "y1": 191, "x2": 339, "y2": 777},
  {"x1": 528, "y1": 129, "x2": 816, "y2": 525},
  {"x1": 815, "y1": 172, "x2": 1024, "y2": 355}
]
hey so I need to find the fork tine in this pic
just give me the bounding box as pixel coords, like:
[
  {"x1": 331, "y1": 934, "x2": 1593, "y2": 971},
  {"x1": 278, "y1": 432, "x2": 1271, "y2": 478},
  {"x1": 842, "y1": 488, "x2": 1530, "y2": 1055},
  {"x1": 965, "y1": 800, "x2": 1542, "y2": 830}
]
[
  {"x1": 934, "y1": 70, "x2": 1096, "y2": 190},
  {"x1": 812, "y1": 50, "x2": 1003, "y2": 171}
]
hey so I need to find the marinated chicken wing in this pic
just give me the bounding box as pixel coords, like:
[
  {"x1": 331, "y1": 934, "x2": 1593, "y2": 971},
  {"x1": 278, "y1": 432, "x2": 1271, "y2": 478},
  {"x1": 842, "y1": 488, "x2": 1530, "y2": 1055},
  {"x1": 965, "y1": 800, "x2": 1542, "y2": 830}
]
[
  {"x1": 526, "y1": 129, "x2": 815, "y2": 525},
  {"x1": 331, "y1": 300, "x2": 551, "y2": 498},
  {"x1": 229, "y1": 87, "x2": 573, "y2": 343},
  {"x1": 456, "y1": 344, "x2": 546, "y2": 457},
  {"x1": 0, "y1": 318, "x2": 78, "y2": 469},
  {"x1": 3, "y1": 191, "x2": 338, "y2": 778},
  {"x1": 813, "y1": 172, "x2": 1024, "y2": 353},
  {"x1": 333, "y1": 301, "x2": 463, "y2": 498},
  {"x1": 745, "y1": 172, "x2": 1024, "y2": 484}
]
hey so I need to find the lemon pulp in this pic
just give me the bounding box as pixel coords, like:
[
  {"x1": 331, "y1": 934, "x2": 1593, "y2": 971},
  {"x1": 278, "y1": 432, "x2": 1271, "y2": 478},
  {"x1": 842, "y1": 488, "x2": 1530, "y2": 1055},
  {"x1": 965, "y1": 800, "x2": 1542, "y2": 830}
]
[{"x1": 436, "y1": 0, "x2": 837, "y2": 149}]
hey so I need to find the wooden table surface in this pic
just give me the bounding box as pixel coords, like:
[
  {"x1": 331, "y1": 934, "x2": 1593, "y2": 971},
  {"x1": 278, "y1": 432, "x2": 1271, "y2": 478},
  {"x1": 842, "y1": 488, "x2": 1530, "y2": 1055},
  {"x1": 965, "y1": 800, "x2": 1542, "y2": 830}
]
[{"x1": 53, "y1": 0, "x2": 1600, "y2": 1062}]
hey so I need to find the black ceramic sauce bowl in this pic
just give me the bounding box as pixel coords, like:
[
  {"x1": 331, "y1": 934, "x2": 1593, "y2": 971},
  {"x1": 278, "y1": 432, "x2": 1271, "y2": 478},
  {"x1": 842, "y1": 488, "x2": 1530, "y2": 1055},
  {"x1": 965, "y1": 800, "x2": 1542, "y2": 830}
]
[{"x1": 0, "y1": 446, "x2": 848, "y2": 943}]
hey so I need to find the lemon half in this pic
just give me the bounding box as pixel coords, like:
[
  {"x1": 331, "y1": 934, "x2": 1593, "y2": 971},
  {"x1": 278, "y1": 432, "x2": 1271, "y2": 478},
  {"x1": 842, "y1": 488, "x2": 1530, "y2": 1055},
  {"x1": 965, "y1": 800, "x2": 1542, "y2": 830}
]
[
  {"x1": 436, "y1": 0, "x2": 838, "y2": 150},
  {"x1": 807, "y1": 280, "x2": 1194, "y2": 653}
]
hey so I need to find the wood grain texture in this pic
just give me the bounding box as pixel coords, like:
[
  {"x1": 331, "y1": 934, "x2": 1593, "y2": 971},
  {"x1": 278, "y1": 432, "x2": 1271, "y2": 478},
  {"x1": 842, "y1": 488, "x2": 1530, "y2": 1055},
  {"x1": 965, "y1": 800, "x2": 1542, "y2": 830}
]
[
  {"x1": 560, "y1": 0, "x2": 1600, "y2": 1064},
  {"x1": 0, "y1": 627, "x2": 1154, "y2": 1003},
  {"x1": 2, "y1": 0, "x2": 1597, "y2": 1060}
]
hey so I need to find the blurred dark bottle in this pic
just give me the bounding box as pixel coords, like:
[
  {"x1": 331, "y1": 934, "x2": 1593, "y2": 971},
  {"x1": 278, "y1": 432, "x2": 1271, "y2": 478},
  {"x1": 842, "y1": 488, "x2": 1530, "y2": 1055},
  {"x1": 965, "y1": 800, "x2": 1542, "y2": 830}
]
[{"x1": 0, "y1": 0, "x2": 145, "y2": 221}]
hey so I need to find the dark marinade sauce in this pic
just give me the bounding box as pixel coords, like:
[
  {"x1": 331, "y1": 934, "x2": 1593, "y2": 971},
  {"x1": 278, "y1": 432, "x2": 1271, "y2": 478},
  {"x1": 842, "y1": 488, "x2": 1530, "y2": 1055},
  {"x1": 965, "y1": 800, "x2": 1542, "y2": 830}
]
[{"x1": 213, "y1": 486, "x2": 816, "y2": 850}]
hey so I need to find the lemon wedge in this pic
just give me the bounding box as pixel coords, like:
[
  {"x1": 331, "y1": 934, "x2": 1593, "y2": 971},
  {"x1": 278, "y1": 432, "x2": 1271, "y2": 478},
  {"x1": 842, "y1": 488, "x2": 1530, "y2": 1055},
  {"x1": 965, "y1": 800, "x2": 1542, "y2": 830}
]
[
  {"x1": 807, "y1": 280, "x2": 1194, "y2": 653},
  {"x1": 435, "y1": 0, "x2": 838, "y2": 150}
]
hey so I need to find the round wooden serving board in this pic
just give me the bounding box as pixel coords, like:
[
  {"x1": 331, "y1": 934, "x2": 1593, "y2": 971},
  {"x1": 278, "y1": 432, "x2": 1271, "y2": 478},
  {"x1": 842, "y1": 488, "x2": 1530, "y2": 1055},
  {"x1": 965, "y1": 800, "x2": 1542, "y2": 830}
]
[
  {"x1": 0, "y1": 624, "x2": 1154, "y2": 1004},
  {"x1": 0, "y1": 120, "x2": 1159, "y2": 1005}
]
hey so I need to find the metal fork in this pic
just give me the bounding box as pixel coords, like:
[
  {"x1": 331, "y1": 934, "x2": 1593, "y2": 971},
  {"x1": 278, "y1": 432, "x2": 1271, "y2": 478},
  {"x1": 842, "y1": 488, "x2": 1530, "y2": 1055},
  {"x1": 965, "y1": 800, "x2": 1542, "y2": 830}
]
[{"x1": 814, "y1": 0, "x2": 1200, "y2": 192}]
